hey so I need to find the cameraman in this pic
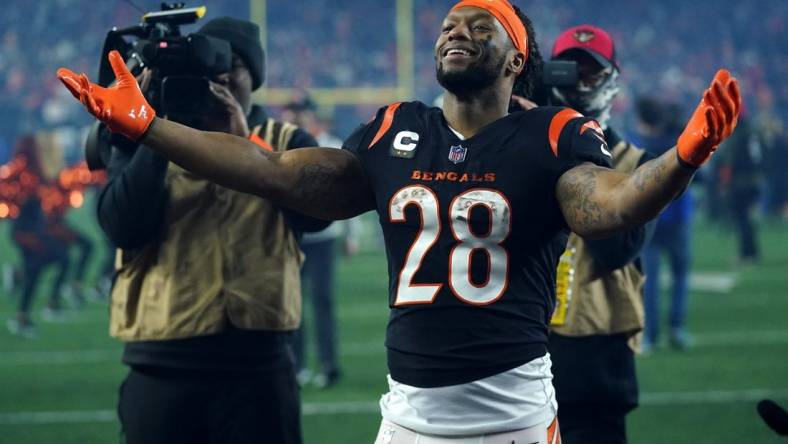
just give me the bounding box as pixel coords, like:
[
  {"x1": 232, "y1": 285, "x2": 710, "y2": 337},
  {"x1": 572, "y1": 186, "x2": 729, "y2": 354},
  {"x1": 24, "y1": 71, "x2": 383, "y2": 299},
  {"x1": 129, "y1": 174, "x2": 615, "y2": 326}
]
[
  {"x1": 97, "y1": 17, "x2": 327, "y2": 444},
  {"x1": 524, "y1": 26, "x2": 657, "y2": 443}
]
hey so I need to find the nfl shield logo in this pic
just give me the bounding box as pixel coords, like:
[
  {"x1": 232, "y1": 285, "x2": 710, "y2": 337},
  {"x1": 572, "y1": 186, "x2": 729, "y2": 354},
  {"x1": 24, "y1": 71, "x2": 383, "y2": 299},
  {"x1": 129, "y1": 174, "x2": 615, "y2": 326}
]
[{"x1": 448, "y1": 145, "x2": 467, "y2": 164}]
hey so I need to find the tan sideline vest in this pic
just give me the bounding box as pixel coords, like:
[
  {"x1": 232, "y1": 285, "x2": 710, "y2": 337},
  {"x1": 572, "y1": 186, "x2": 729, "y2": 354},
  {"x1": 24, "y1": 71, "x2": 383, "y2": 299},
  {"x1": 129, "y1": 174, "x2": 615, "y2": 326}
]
[
  {"x1": 110, "y1": 119, "x2": 304, "y2": 341},
  {"x1": 550, "y1": 141, "x2": 646, "y2": 350}
]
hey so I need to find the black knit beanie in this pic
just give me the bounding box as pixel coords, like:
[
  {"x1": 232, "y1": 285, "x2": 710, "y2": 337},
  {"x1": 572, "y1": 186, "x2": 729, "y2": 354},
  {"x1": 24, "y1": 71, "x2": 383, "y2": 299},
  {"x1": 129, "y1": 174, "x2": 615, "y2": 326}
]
[{"x1": 197, "y1": 17, "x2": 265, "y2": 90}]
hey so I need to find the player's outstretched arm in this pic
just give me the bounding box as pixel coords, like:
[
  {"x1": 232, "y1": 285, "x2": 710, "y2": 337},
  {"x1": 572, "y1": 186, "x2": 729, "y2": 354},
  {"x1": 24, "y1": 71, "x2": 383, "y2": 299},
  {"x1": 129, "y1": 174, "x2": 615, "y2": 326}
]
[
  {"x1": 56, "y1": 51, "x2": 374, "y2": 220},
  {"x1": 557, "y1": 69, "x2": 741, "y2": 239},
  {"x1": 141, "y1": 119, "x2": 373, "y2": 220},
  {"x1": 557, "y1": 152, "x2": 692, "y2": 239}
]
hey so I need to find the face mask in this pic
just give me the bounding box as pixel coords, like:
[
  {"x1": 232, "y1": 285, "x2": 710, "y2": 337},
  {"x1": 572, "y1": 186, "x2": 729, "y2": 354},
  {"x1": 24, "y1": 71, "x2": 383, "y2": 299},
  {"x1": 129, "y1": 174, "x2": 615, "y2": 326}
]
[{"x1": 551, "y1": 69, "x2": 620, "y2": 130}]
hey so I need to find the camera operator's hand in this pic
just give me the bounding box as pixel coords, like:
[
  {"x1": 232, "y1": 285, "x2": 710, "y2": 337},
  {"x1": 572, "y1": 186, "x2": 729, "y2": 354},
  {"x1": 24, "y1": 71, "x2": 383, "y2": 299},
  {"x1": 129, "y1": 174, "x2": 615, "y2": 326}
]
[
  {"x1": 208, "y1": 81, "x2": 250, "y2": 138},
  {"x1": 677, "y1": 69, "x2": 741, "y2": 168},
  {"x1": 137, "y1": 68, "x2": 153, "y2": 95},
  {"x1": 57, "y1": 50, "x2": 156, "y2": 141}
]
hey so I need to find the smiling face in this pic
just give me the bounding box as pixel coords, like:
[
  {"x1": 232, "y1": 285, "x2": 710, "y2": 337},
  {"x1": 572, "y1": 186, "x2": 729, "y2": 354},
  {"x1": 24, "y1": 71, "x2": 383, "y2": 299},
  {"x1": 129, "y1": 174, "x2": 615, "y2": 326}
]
[{"x1": 435, "y1": 6, "x2": 523, "y2": 97}]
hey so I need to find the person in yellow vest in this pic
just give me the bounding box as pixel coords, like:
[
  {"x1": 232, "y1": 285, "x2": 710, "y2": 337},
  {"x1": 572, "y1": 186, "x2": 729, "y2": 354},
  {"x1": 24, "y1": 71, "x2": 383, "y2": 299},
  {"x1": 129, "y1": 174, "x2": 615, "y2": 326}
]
[
  {"x1": 95, "y1": 18, "x2": 328, "y2": 444},
  {"x1": 543, "y1": 26, "x2": 657, "y2": 444}
]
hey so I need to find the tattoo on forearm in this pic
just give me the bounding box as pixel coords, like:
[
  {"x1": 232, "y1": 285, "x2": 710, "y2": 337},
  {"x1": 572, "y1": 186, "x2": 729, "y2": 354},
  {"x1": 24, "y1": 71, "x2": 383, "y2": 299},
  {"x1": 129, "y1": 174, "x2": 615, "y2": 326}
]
[
  {"x1": 557, "y1": 166, "x2": 610, "y2": 232},
  {"x1": 633, "y1": 156, "x2": 668, "y2": 192},
  {"x1": 559, "y1": 152, "x2": 694, "y2": 236},
  {"x1": 295, "y1": 163, "x2": 345, "y2": 207},
  {"x1": 293, "y1": 162, "x2": 371, "y2": 217}
]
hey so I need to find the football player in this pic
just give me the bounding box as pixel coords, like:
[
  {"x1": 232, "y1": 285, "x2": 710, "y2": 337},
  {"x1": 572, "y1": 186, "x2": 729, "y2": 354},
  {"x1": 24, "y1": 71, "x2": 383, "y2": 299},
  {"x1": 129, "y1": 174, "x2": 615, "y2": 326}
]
[{"x1": 57, "y1": 1, "x2": 740, "y2": 442}]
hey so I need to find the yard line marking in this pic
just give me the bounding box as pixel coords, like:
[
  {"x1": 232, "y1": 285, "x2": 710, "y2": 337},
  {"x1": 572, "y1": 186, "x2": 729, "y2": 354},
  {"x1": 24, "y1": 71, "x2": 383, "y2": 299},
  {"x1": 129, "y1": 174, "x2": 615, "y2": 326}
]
[
  {"x1": 2, "y1": 389, "x2": 788, "y2": 424},
  {"x1": 653, "y1": 271, "x2": 738, "y2": 294},
  {"x1": 687, "y1": 271, "x2": 738, "y2": 293}
]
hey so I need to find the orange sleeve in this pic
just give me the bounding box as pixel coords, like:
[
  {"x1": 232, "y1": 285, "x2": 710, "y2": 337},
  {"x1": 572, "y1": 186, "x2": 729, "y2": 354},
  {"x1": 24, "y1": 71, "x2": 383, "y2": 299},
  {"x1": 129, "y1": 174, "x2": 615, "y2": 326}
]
[{"x1": 548, "y1": 108, "x2": 583, "y2": 157}]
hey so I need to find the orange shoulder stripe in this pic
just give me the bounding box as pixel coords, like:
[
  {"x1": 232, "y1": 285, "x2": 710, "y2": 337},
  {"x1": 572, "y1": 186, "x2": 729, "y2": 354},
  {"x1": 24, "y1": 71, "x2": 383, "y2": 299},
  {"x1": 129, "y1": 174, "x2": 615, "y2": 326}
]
[
  {"x1": 249, "y1": 132, "x2": 274, "y2": 152},
  {"x1": 368, "y1": 102, "x2": 402, "y2": 149},
  {"x1": 548, "y1": 108, "x2": 583, "y2": 157}
]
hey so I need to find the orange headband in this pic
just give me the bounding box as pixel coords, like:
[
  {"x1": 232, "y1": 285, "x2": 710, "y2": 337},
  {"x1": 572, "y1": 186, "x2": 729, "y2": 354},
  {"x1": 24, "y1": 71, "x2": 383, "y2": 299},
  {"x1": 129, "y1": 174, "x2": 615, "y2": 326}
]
[{"x1": 451, "y1": 0, "x2": 528, "y2": 60}]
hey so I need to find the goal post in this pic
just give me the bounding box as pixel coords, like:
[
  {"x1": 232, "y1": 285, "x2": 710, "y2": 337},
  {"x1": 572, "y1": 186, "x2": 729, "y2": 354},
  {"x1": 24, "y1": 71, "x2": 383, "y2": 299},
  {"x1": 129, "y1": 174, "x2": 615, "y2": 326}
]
[{"x1": 250, "y1": 0, "x2": 414, "y2": 106}]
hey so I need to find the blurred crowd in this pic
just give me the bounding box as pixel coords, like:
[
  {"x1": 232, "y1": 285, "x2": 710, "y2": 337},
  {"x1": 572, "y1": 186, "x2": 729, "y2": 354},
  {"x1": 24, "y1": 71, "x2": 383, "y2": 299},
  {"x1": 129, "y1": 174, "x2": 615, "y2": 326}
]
[
  {"x1": 2, "y1": 1, "x2": 786, "y2": 147},
  {"x1": 411, "y1": 0, "x2": 788, "y2": 119},
  {"x1": 0, "y1": 0, "x2": 248, "y2": 164},
  {"x1": 266, "y1": 0, "x2": 398, "y2": 89},
  {"x1": 2, "y1": 1, "x2": 786, "y2": 125}
]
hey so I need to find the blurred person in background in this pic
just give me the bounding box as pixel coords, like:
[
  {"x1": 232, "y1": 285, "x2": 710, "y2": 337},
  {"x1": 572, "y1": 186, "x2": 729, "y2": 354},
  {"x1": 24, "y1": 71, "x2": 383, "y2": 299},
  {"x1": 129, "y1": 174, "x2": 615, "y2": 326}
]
[
  {"x1": 634, "y1": 97, "x2": 695, "y2": 351},
  {"x1": 281, "y1": 94, "x2": 344, "y2": 149},
  {"x1": 40, "y1": 160, "x2": 107, "y2": 309},
  {"x1": 282, "y1": 96, "x2": 361, "y2": 388},
  {"x1": 530, "y1": 25, "x2": 656, "y2": 444},
  {"x1": 8, "y1": 199, "x2": 71, "y2": 336},
  {"x1": 4, "y1": 134, "x2": 69, "y2": 337},
  {"x1": 754, "y1": 89, "x2": 788, "y2": 219},
  {"x1": 717, "y1": 111, "x2": 762, "y2": 265},
  {"x1": 3, "y1": 131, "x2": 107, "y2": 338},
  {"x1": 58, "y1": 0, "x2": 743, "y2": 441},
  {"x1": 94, "y1": 17, "x2": 327, "y2": 444}
]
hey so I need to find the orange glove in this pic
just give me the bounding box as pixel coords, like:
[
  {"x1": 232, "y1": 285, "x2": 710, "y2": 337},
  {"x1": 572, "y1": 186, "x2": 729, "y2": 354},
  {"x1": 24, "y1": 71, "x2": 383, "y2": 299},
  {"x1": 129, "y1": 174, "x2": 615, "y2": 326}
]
[
  {"x1": 57, "y1": 50, "x2": 155, "y2": 141},
  {"x1": 677, "y1": 69, "x2": 741, "y2": 168}
]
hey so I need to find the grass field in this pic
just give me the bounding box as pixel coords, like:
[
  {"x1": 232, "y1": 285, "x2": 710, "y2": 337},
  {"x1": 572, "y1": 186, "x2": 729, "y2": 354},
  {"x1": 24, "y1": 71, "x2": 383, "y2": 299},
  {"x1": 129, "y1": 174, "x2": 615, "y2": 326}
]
[{"x1": 0, "y1": 200, "x2": 786, "y2": 444}]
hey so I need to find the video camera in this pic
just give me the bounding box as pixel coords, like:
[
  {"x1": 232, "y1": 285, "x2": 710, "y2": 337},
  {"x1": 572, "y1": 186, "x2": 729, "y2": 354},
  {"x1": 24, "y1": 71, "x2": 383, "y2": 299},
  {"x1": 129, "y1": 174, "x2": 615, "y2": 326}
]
[
  {"x1": 85, "y1": 3, "x2": 233, "y2": 170},
  {"x1": 542, "y1": 60, "x2": 578, "y2": 88},
  {"x1": 509, "y1": 60, "x2": 579, "y2": 112}
]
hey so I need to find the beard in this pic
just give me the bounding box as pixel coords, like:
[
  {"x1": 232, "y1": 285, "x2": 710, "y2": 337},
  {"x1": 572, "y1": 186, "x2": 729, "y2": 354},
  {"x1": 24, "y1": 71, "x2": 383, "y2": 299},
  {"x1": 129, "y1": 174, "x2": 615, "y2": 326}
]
[{"x1": 436, "y1": 51, "x2": 506, "y2": 98}]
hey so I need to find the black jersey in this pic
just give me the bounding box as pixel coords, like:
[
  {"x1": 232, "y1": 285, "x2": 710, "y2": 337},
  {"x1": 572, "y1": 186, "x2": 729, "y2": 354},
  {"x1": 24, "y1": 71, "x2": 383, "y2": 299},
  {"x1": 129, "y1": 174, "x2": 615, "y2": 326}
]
[{"x1": 343, "y1": 101, "x2": 611, "y2": 387}]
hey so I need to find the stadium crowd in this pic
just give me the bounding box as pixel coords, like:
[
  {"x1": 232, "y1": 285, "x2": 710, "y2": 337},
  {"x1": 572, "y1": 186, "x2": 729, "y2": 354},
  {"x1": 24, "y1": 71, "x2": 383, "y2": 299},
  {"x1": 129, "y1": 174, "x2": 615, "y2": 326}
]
[{"x1": 2, "y1": 0, "x2": 786, "y2": 212}]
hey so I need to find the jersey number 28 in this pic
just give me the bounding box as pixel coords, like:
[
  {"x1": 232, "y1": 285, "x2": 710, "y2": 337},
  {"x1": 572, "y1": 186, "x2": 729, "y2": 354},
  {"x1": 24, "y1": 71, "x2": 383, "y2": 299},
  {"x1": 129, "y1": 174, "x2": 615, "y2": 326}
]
[{"x1": 389, "y1": 185, "x2": 511, "y2": 306}]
